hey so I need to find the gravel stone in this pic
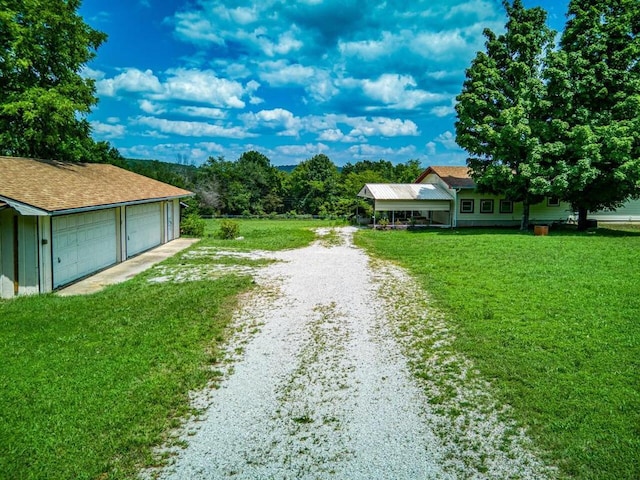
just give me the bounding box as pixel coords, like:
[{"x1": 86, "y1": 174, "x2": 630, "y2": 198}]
[{"x1": 148, "y1": 227, "x2": 554, "y2": 479}]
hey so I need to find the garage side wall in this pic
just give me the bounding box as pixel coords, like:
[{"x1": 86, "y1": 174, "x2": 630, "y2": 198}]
[{"x1": 0, "y1": 209, "x2": 13, "y2": 298}]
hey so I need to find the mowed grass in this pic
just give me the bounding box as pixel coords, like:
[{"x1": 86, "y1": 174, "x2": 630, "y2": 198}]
[
  {"x1": 200, "y1": 217, "x2": 346, "y2": 251},
  {"x1": 356, "y1": 226, "x2": 640, "y2": 479},
  {"x1": 0, "y1": 219, "x2": 332, "y2": 480}
]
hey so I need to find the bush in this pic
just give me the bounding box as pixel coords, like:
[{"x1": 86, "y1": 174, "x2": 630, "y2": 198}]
[
  {"x1": 180, "y1": 213, "x2": 205, "y2": 237},
  {"x1": 218, "y1": 219, "x2": 240, "y2": 240}
]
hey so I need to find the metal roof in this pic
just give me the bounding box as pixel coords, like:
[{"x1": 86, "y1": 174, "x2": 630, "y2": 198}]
[{"x1": 358, "y1": 183, "x2": 454, "y2": 201}]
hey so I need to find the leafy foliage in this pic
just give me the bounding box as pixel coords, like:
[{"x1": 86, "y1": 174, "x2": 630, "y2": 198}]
[
  {"x1": 544, "y1": 0, "x2": 640, "y2": 229},
  {"x1": 180, "y1": 213, "x2": 205, "y2": 237},
  {"x1": 218, "y1": 219, "x2": 240, "y2": 240},
  {"x1": 288, "y1": 154, "x2": 341, "y2": 215},
  {"x1": 0, "y1": 0, "x2": 107, "y2": 161},
  {"x1": 455, "y1": 0, "x2": 555, "y2": 229}
]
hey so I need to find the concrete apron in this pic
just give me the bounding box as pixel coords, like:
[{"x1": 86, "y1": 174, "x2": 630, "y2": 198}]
[{"x1": 57, "y1": 238, "x2": 200, "y2": 296}]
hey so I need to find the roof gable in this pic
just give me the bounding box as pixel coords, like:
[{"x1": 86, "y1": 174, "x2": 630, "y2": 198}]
[
  {"x1": 416, "y1": 166, "x2": 475, "y2": 189},
  {"x1": 0, "y1": 156, "x2": 193, "y2": 213}
]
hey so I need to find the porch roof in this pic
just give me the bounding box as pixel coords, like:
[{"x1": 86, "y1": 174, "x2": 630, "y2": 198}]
[{"x1": 358, "y1": 183, "x2": 454, "y2": 201}]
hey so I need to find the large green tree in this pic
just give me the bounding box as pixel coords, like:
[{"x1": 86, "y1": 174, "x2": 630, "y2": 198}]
[
  {"x1": 455, "y1": 0, "x2": 556, "y2": 229},
  {"x1": 197, "y1": 151, "x2": 284, "y2": 215},
  {"x1": 288, "y1": 154, "x2": 340, "y2": 215},
  {"x1": 0, "y1": 0, "x2": 107, "y2": 161},
  {"x1": 545, "y1": 0, "x2": 640, "y2": 230}
]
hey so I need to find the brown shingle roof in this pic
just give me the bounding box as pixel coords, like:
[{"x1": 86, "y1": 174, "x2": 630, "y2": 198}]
[
  {"x1": 415, "y1": 166, "x2": 476, "y2": 188},
  {"x1": 0, "y1": 156, "x2": 193, "y2": 213}
]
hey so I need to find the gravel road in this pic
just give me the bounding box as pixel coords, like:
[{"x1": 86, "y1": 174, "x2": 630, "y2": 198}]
[{"x1": 149, "y1": 227, "x2": 554, "y2": 479}]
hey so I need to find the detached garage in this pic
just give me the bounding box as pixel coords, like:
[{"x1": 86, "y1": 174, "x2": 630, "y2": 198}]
[{"x1": 0, "y1": 156, "x2": 193, "y2": 299}]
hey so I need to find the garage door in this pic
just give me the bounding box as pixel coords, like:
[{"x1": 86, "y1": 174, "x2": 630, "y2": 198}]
[
  {"x1": 126, "y1": 203, "x2": 162, "y2": 258},
  {"x1": 52, "y1": 210, "x2": 117, "y2": 288}
]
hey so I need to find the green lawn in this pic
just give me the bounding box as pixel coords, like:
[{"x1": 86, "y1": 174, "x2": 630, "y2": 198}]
[
  {"x1": 0, "y1": 219, "x2": 336, "y2": 480},
  {"x1": 355, "y1": 226, "x2": 640, "y2": 479}
]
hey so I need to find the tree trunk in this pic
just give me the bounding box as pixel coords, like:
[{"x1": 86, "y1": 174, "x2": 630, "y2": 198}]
[
  {"x1": 520, "y1": 201, "x2": 530, "y2": 231},
  {"x1": 577, "y1": 206, "x2": 589, "y2": 231}
]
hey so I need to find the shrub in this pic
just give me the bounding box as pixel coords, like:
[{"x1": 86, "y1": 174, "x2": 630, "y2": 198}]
[
  {"x1": 180, "y1": 213, "x2": 205, "y2": 237},
  {"x1": 218, "y1": 220, "x2": 240, "y2": 240}
]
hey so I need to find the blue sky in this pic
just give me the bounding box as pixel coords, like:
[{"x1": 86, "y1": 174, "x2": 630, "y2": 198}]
[{"x1": 80, "y1": 0, "x2": 569, "y2": 167}]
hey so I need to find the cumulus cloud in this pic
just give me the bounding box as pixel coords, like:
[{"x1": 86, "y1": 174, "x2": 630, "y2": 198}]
[
  {"x1": 135, "y1": 116, "x2": 255, "y2": 139},
  {"x1": 91, "y1": 121, "x2": 125, "y2": 139},
  {"x1": 434, "y1": 131, "x2": 460, "y2": 150},
  {"x1": 241, "y1": 108, "x2": 302, "y2": 136},
  {"x1": 258, "y1": 61, "x2": 315, "y2": 87},
  {"x1": 345, "y1": 116, "x2": 419, "y2": 137},
  {"x1": 176, "y1": 106, "x2": 227, "y2": 119},
  {"x1": 97, "y1": 67, "x2": 258, "y2": 109},
  {"x1": 97, "y1": 68, "x2": 162, "y2": 97},
  {"x1": 275, "y1": 143, "x2": 329, "y2": 157},
  {"x1": 139, "y1": 99, "x2": 166, "y2": 115}
]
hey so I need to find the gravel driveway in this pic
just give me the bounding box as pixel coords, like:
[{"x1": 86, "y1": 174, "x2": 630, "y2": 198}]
[{"x1": 149, "y1": 227, "x2": 554, "y2": 479}]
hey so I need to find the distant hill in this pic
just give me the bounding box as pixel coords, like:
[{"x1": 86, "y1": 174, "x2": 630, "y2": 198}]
[{"x1": 125, "y1": 158, "x2": 197, "y2": 189}]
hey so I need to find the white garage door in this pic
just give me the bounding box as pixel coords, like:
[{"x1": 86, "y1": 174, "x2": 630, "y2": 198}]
[
  {"x1": 126, "y1": 203, "x2": 162, "y2": 258},
  {"x1": 52, "y1": 210, "x2": 117, "y2": 288}
]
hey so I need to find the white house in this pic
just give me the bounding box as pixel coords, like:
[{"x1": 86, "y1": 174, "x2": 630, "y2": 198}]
[
  {"x1": 0, "y1": 156, "x2": 193, "y2": 299},
  {"x1": 359, "y1": 165, "x2": 640, "y2": 227}
]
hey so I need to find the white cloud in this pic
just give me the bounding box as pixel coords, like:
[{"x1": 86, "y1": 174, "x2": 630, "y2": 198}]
[
  {"x1": 275, "y1": 143, "x2": 330, "y2": 157},
  {"x1": 97, "y1": 68, "x2": 162, "y2": 97},
  {"x1": 81, "y1": 66, "x2": 105, "y2": 80},
  {"x1": 317, "y1": 129, "x2": 345, "y2": 142},
  {"x1": 434, "y1": 131, "x2": 459, "y2": 150},
  {"x1": 157, "y1": 68, "x2": 246, "y2": 108},
  {"x1": 259, "y1": 61, "x2": 315, "y2": 86},
  {"x1": 361, "y1": 74, "x2": 447, "y2": 109},
  {"x1": 338, "y1": 31, "x2": 401, "y2": 60},
  {"x1": 91, "y1": 121, "x2": 125, "y2": 139},
  {"x1": 241, "y1": 108, "x2": 302, "y2": 136},
  {"x1": 345, "y1": 116, "x2": 419, "y2": 137},
  {"x1": 97, "y1": 68, "x2": 256, "y2": 109},
  {"x1": 347, "y1": 143, "x2": 417, "y2": 159},
  {"x1": 430, "y1": 104, "x2": 455, "y2": 118},
  {"x1": 135, "y1": 116, "x2": 255, "y2": 139},
  {"x1": 177, "y1": 106, "x2": 227, "y2": 119},
  {"x1": 426, "y1": 141, "x2": 437, "y2": 155},
  {"x1": 174, "y1": 12, "x2": 225, "y2": 45},
  {"x1": 139, "y1": 99, "x2": 166, "y2": 115}
]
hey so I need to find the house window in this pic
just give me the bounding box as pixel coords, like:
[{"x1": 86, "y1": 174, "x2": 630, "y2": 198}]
[
  {"x1": 547, "y1": 197, "x2": 560, "y2": 207},
  {"x1": 500, "y1": 200, "x2": 513, "y2": 214},
  {"x1": 480, "y1": 199, "x2": 494, "y2": 214},
  {"x1": 460, "y1": 199, "x2": 474, "y2": 213}
]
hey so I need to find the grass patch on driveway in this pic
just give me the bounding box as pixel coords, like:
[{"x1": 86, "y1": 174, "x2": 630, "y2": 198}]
[
  {"x1": 356, "y1": 226, "x2": 640, "y2": 479},
  {"x1": 0, "y1": 219, "x2": 335, "y2": 479}
]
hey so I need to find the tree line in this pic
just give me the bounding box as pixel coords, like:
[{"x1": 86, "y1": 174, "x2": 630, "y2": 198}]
[
  {"x1": 456, "y1": 0, "x2": 640, "y2": 230},
  {"x1": 131, "y1": 151, "x2": 423, "y2": 218}
]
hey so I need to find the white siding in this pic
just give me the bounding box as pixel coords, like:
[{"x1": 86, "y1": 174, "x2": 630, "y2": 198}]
[
  {"x1": 0, "y1": 209, "x2": 13, "y2": 298},
  {"x1": 52, "y1": 209, "x2": 118, "y2": 288},
  {"x1": 126, "y1": 202, "x2": 162, "y2": 258},
  {"x1": 0, "y1": 210, "x2": 39, "y2": 298},
  {"x1": 590, "y1": 199, "x2": 640, "y2": 222},
  {"x1": 455, "y1": 192, "x2": 572, "y2": 226},
  {"x1": 375, "y1": 199, "x2": 451, "y2": 211}
]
